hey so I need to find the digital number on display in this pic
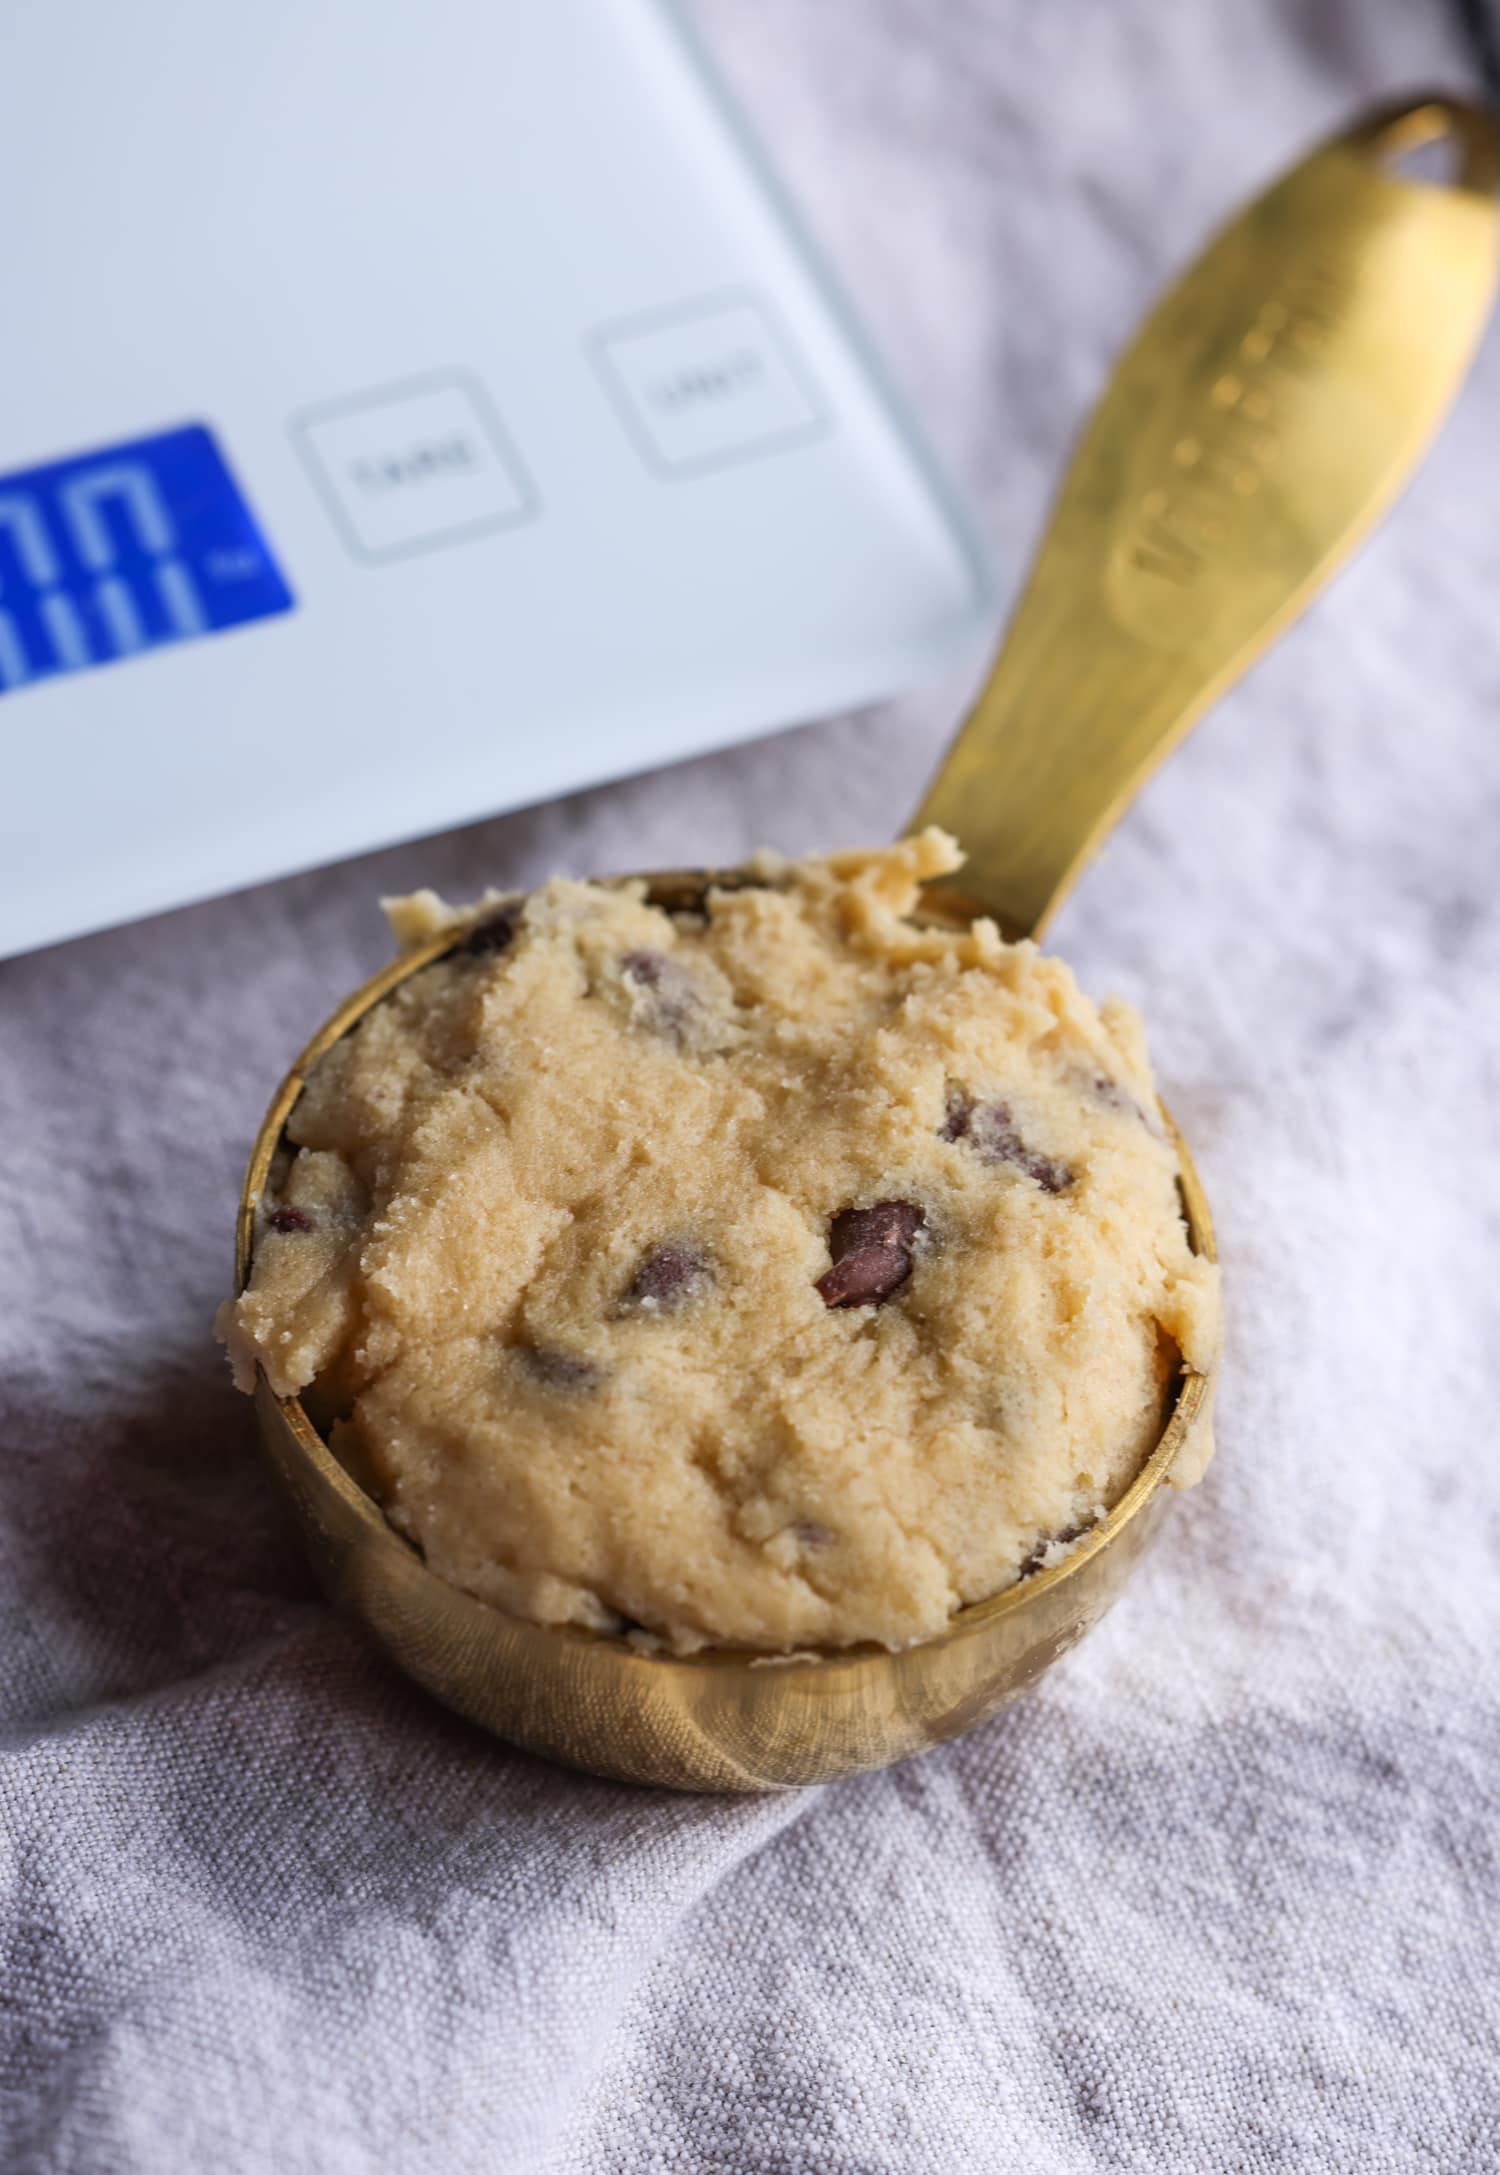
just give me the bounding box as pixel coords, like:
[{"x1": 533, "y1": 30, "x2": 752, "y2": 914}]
[{"x1": 0, "y1": 424, "x2": 294, "y2": 696}]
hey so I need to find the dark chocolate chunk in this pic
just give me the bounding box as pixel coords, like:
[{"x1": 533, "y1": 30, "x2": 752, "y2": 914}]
[
  {"x1": 624, "y1": 1241, "x2": 708, "y2": 1310},
  {"x1": 619, "y1": 950, "x2": 699, "y2": 1038},
  {"x1": 816, "y1": 1200, "x2": 925, "y2": 1309},
  {"x1": 791, "y1": 1521, "x2": 837, "y2": 1550},
  {"x1": 1021, "y1": 1148, "x2": 1074, "y2": 1195},
  {"x1": 460, "y1": 905, "x2": 520, "y2": 957},
  {"x1": 518, "y1": 1344, "x2": 603, "y2": 1392},
  {"x1": 267, "y1": 1204, "x2": 313, "y2": 1234},
  {"x1": 1020, "y1": 1522, "x2": 1085, "y2": 1578},
  {"x1": 941, "y1": 1088, "x2": 1073, "y2": 1194},
  {"x1": 969, "y1": 1103, "x2": 1072, "y2": 1194},
  {"x1": 938, "y1": 1086, "x2": 971, "y2": 1143},
  {"x1": 621, "y1": 948, "x2": 666, "y2": 987},
  {"x1": 1084, "y1": 1070, "x2": 1158, "y2": 1132}
]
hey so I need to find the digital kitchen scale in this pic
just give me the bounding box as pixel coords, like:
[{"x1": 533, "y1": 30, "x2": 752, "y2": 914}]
[{"x1": 0, "y1": 0, "x2": 992, "y2": 960}]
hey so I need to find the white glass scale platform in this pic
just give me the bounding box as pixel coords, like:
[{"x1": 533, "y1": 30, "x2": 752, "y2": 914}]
[{"x1": 0, "y1": 0, "x2": 993, "y2": 959}]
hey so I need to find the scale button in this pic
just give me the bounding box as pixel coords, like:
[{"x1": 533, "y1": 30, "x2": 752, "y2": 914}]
[
  {"x1": 292, "y1": 374, "x2": 537, "y2": 562},
  {"x1": 592, "y1": 294, "x2": 827, "y2": 476}
]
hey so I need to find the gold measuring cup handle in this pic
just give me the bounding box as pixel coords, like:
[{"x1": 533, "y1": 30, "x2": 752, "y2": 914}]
[{"x1": 912, "y1": 93, "x2": 1500, "y2": 942}]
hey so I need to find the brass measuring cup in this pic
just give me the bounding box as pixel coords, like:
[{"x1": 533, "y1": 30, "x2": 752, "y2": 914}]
[{"x1": 234, "y1": 97, "x2": 1498, "y2": 1791}]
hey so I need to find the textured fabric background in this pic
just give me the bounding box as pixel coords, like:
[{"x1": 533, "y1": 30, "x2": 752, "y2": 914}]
[{"x1": 4, "y1": 3, "x2": 1499, "y2": 2169}]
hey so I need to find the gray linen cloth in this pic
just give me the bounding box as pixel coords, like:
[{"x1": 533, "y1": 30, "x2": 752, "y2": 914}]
[{"x1": 4, "y1": 2, "x2": 1499, "y2": 2168}]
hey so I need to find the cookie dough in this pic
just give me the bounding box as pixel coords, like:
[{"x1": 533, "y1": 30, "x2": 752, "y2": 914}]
[{"x1": 220, "y1": 831, "x2": 1219, "y2": 1654}]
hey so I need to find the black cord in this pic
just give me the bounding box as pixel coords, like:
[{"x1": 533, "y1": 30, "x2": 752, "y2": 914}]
[{"x1": 1451, "y1": 0, "x2": 1500, "y2": 107}]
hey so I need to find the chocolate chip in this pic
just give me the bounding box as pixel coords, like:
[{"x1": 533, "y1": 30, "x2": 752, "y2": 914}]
[
  {"x1": 816, "y1": 1200, "x2": 925, "y2": 1309},
  {"x1": 460, "y1": 905, "x2": 519, "y2": 957},
  {"x1": 938, "y1": 1086, "x2": 971, "y2": 1143},
  {"x1": 621, "y1": 949, "x2": 666, "y2": 986},
  {"x1": 267, "y1": 1205, "x2": 312, "y2": 1234},
  {"x1": 624, "y1": 1241, "x2": 708, "y2": 1309},
  {"x1": 619, "y1": 950, "x2": 700, "y2": 1038},
  {"x1": 1083, "y1": 1070, "x2": 1158, "y2": 1132},
  {"x1": 1020, "y1": 1522, "x2": 1085, "y2": 1577},
  {"x1": 517, "y1": 1344, "x2": 602, "y2": 1392},
  {"x1": 1025, "y1": 1151, "x2": 1074, "y2": 1194},
  {"x1": 941, "y1": 1088, "x2": 1072, "y2": 1194},
  {"x1": 791, "y1": 1521, "x2": 837, "y2": 1550}
]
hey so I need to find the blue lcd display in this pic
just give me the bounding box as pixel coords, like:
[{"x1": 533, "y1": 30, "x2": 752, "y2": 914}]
[{"x1": 0, "y1": 424, "x2": 293, "y2": 696}]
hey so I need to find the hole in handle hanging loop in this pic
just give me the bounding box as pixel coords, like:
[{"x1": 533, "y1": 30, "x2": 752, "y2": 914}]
[{"x1": 1349, "y1": 92, "x2": 1500, "y2": 196}]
